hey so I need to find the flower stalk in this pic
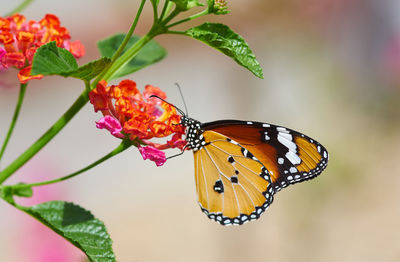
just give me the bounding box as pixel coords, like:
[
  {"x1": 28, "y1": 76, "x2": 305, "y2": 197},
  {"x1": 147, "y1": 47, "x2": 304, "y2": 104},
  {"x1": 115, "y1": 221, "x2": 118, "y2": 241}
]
[
  {"x1": 0, "y1": 89, "x2": 89, "y2": 184},
  {"x1": 1, "y1": 139, "x2": 132, "y2": 189},
  {"x1": 0, "y1": 83, "x2": 27, "y2": 164},
  {"x1": 92, "y1": 0, "x2": 147, "y2": 86},
  {"x1": 4, "y1": 0, "x2": 34, "y2": 16}
]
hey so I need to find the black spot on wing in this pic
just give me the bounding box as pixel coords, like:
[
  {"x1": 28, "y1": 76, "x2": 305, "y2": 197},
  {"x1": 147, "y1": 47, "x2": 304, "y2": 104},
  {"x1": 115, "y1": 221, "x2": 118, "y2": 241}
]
[{"x1": 213, "y1": 179, "x2": 224, "y2": 194}]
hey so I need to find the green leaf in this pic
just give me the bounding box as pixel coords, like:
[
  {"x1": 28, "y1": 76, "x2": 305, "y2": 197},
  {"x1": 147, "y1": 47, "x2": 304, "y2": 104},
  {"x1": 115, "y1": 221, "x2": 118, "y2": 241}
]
[
  {"x1": 97, "y1": 33, "x2": 167, "y2": 80},
  {"x1": 31, "y1": 41, "x2": 78, "y2": 76},
  {"x1": 22, "y1": 201, "x2": 115, "y2": 262},
  {"x1": 185, "y1": 22, "x2": 264, "y2": 78},
  {"x1": 171, "y1": 0, "x2": 203, "y2": 11},
  {"x1": 67, "y1": 57, "x2": 111, "y2": 81}
]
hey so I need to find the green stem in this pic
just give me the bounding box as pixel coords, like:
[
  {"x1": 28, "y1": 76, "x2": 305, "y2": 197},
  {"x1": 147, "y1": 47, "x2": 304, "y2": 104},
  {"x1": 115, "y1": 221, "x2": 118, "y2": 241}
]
[
  {"x1": 6, "y1": 140, "x2": 132, "y2": 188},
  {"x1": 159, "y1": 0, "x2": 172, "y2": 21},
  {"x1": 160, "y1": 8, "x2": 181, "y2": 26},
  {"x1": 102, "y1": 32, "x2": 156, "y2": 81},
  {"x1": 4, "y1": 0, "x2": 34, "y2": 16},
  {"x1": 0, "y1": 89, "x2": 89, "y2": 184},
  {"x1": 0, "y1": 83, "x2": 27, "y2": 165},
  {"x1": 150, "y1": 0, "x2": 159, "y2": 23},
  {"x1": 166, "y1": 9, "x2": 208, "y2": 28},
  {"x1": 84, "y1": 80, "x2": 90, "y2": 93},
  {"x1": 92, "y1": 0, "x2": 147, "y2": 87},
  {"x1": 166, "y1": 30, "x2": 186, "y2": 35}
]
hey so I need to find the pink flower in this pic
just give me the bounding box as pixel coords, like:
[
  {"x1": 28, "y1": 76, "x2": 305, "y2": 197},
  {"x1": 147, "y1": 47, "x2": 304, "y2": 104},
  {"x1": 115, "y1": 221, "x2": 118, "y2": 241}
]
[
  {"x1": 0, "y1": 47, "x2": 5, "y2": 59},
  {"x1": 95, "y1": 115, "x2": 124, "y2": 138},
  {"x1": 0, "y1": 47, "x2": 6, "y2": 69},
  {"x1": 138, "y1": 145, "x2": 166, "y2": 167},
  {"x1": 13, "y1": 159, "x2": 85, "y2": 261}
]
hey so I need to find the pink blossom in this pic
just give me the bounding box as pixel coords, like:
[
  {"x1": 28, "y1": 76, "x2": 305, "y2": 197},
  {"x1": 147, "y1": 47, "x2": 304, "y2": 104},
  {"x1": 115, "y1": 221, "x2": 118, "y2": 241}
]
[
  {"x1": 0, "y1": 47, "x2": 6, "y2": 70},
  {"x1": 0, "y1": 47, "x2": 5, "y2": 59},
  {"x1": 13, "y1": 159, "x2": 85, "y2": 261},
  {"x1": 95, "y1": 115, "x2": 125, "y2": 138},
  {"x1": 138, "y1": 145, "x2": 167, "y2": 167}
]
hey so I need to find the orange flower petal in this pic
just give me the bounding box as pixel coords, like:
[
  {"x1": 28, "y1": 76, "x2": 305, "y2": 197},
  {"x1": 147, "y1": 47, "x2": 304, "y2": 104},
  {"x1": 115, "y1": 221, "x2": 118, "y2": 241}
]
[
  {"x1": 123, "y1": 117, "x2": 150, "y2": 139},
  {"x1": 18, "y1": 66, "x2": 43, "y2": 84},
  {"x1": 68, "y1": 40, "x2": 85, "y2": 58},
  {"x1": 89, "y1": 80, "x2": 111, "y2": 112},
  {"x1": 150, "y1": 121, "x2": 172, "y2": 137}
]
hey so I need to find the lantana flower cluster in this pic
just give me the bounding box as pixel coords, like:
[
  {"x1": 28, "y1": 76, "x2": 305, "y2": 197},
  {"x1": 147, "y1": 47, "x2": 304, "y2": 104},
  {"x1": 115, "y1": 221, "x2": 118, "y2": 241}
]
[
  {"x1": 0, "y1": 13, "x2": 84, "y2": 83},
  {"x1": 89, "y1": 80, "x2": 187, "y2": 166}
]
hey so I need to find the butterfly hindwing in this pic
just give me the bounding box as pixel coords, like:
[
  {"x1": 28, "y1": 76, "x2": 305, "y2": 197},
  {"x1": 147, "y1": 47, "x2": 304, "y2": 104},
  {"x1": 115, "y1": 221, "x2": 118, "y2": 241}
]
[
  {"x1": 193, "y1": 130, "x2": 274, "y2": 225},
  {"x1": 202, "y1": 120, "x2": 329, "y2": 192}
]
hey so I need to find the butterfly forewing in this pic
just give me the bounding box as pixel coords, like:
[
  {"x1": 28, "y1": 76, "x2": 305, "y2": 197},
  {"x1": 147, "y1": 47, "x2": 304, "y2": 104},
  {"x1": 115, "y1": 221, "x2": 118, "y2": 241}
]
[
  {"x1": 202, "y1": 120, "x2": 329, "y2": 192},
  {"x1": 193, "y1": 130, "x2": 274, "y2": 225}
]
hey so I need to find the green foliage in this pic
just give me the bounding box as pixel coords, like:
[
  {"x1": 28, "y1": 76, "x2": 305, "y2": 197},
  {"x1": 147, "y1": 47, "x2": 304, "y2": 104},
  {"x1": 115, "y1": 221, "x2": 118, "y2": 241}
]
[
  {"x1": 150, "y1": 0, "x2": 160, "y2": 7},
  {"x1": 0, "y1": 184, "x2": 32, "y2": 202},
  {"x1": 185, "y1": 22, "x2": 264, "y2": 78},
  {"x1": 31, "y1": 42, "x2": 78, "y2": 76},
  {"x1": 97, "y1": 33, "x2": 167, "y2": 80},
  {"x1": 207, "y1": 0, "x2": 229, "y2": 15},
  {"x1": 0, "y1": 186, "x2": 14, "y2": 204},
  {"x1": 68, "y1": 57, "x2": 111, "y2": 81},
  {"x1": 31, "y1": 42, "x2": 110, "y2": 81},
  {"x1": 171, "y1": 0, "x2": 203, "y2": 11},
  {"x1": 21, "y1": 201, "x2": 115, "y2": 262},
  {"x1": 12, "y1": 183, "x2": 33, "y2": 198}
]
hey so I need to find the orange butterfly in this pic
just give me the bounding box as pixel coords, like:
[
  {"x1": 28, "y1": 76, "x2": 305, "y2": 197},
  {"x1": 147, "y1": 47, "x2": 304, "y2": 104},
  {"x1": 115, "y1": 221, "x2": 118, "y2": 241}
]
[{"x1": 181, "y1": 117, "x2": 328, "y2": 226}]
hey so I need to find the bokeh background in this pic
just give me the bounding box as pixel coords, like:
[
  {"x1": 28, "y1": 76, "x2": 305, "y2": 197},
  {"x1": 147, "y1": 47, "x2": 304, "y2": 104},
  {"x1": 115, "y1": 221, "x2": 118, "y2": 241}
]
[{"x1": 1, "y1": 0, "x2": 400, "y2": 261}]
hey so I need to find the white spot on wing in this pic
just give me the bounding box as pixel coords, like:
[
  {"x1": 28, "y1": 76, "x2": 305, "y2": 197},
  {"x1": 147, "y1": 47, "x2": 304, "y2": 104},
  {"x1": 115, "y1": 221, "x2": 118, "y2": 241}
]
[
  {"x1": 285, "y1": 151, "x2": 301, "y2": 165},
  {"x1": 230, "y1": 140, "x2": 239, "y2": 145},
  {"x1": 289, "y1": 167, "x2": 298, "y2": 173},
  {"x1": 278, "y1": 132, "x2": 297, "y2": 152},
  {"x1": 262, "y1": 123, "x2": 270, "y2": 127},
  {"x1": 277, "y1": 127, "x2": 287, "y2": 132},
  {"x1": 278, "y1": 158, "x2": 284, "y2": 164},
  {"x1": 243, "y1": 149, "x2": 248, "y2": 157}
]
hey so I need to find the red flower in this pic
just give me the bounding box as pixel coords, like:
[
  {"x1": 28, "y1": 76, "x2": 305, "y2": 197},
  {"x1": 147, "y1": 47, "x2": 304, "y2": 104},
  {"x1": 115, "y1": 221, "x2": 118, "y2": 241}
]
[
  {"x1": 0, "y1": 13, "x2": 85, "y2": 83},
  {"x1": 89, "y1": 80, "x2": 187, "y2": 166}
]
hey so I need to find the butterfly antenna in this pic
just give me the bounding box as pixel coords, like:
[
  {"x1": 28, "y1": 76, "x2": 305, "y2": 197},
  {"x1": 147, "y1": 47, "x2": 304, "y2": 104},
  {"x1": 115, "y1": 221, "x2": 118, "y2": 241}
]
[
  {"x1": 149, "y1": 95, "x2": 186, "y2": 116},
  {"x1": 166, "y1": 144, "x2": 189, "y2": 160},
  {"x1": 174, "y1": 83, "x2": 189, "y2": 116}
]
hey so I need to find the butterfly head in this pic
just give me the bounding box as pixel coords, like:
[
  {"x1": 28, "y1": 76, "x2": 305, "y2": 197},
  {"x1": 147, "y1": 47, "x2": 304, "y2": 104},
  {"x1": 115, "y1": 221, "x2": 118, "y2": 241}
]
[
  {"x1": 148, "y1": 95, "x2": 205, "y2": 151},
  {"x1": 180, "y1": 116, "x2": 205, "y2": 151}
]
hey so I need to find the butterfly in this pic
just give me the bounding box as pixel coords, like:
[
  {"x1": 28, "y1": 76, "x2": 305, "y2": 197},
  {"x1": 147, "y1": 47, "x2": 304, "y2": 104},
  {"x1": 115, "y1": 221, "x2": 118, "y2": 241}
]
[{"x1": 180, "y1": 116, "x2": 329, "y2": 226}]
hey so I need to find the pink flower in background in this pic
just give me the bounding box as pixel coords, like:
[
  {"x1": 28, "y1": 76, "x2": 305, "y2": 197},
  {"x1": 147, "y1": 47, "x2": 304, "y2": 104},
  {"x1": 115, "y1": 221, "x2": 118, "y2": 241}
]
[
  {"x1": 11, "y1": 159, "x2": 85, "y2": 261},
  {"x1": 382, "y1": 35, "x2": 400, "y2": 83},
  {"x1": 138, "y1": 145, "x2": 167, "y2": 167}
]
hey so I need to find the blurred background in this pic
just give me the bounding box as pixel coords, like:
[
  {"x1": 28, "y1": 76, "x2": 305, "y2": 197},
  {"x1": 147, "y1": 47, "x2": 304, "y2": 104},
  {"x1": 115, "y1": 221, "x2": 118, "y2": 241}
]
[{"x1": 1, "y1": 0, "x2": 400, "y2": 261}]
